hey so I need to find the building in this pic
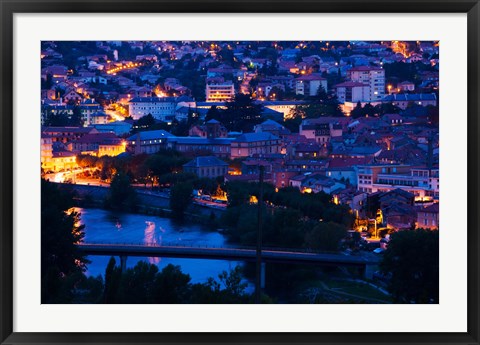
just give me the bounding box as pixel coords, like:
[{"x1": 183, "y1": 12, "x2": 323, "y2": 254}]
[
  {"x1": 50, "y1": 150, "x2": 77, "y2": 172},
  {"x1": 230, "y1": 132, "x2": 282, "y2": 159},
  {"x1": 241, "y1": 160, "x2": 273, "y2": 176},
  {"x1": 41, "y1": 134, "x2": 77, "y2": 173},
  {"x1": 255, "y1": 100, "x2": 306, "y2": 120},
  {"x1": 300, "y1": 174, "x2": 345, "y2": 194},
  {"x1": 295, "y1": 73, "x2": 327, "y2": 96},
  {"x1": 167, "y1": 137, "x2": 234, "y2": 158},
  {"x1": 272, "y1": 169, "x2": 301, "y2": 189},
  {"x1": 41, "y1": 135, "x2": 54, "y2": 172},
  {"x1": 126, "y1": 130, "x2": 175, "y2": 154},
  {"x1": 42, "y1": 126, "x2": 99, "y2": 143},
  {"x1": 326, "y1": 157, "x2": 372, "y2": 186},
  {"x1": 365, "y1": 189, "x2": 417, "y2": 230},
  {"x1": 417, "y1": 203, "x2": 439, "y2": 229},
  {"x1": 92, "y1": 121, "x2": 133, "y2": 136},
  {"x1": 206, "y1": 80, "x2": 235, "y2": 102},
  {"x1": 98, "y1": 139, "x2": 126, "y2": 157},
  {"x1": 356, "y1": 164, "x2": 439, "y2": 200},
  {"x1": 348, "y1": 66, "x2": 385, "y2": 102},
  {"x1": 382, "y1": 93, "x2": 437, "y2": 109},
  {"x1": 41, "y1": 103, "x2": 73, "y2": 125},
  {"x1": 78, "y1": 99, "x2": 103, "y2": 126},
  {"x1": 330, "y1": 146, "x2": 383, "y2": 159},
  {"x1": 69, "y1": 132, "x2": 125, "y2": 157},
  {"x1": 183, "y1": 156, "x2": 229, "y2": 179},
  {"x1": 254, "y1": 119, "x2": 291, "y2": 137},
  {"x1": 62, "y1": 90, "x2": 84, "y2": 104},
  {"x1": 334, "y1": 81, "x2": 370, "y2": 103},
  {"x1": 396, "y1": 81, "x2": 415, "y2": 92},
  {"x1": 188, "y1": 119, "x2": 228, "y2": 138},
  {"x1": 288, "y1": 142, "x2": 322, "y2": 159},
  {"x1": 88, "y1": 112, "x2": 109, "y2": 125},
  {"x1": 128, "y1": 97, "x2": 178, "y2": 121},
  {"x1": 299, "y1": 118, "x2": 343, "y2": 146}
]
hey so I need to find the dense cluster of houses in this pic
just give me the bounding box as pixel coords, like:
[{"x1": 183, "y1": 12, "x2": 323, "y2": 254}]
[{"x1": 41, "y1": 40, "x2": 440, "y2": 231}]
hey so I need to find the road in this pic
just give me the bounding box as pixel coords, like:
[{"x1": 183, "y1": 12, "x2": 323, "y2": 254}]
[
  {"x1": 240, "y1": 73, "x2": 255, "y2": 94},
  {"x1": 105, "y1": 109, "x2": 125, "y2": 122}
]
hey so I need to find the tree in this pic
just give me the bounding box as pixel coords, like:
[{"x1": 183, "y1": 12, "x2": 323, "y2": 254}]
[
  {"x1": 380, "y1": 229, "x2": 439, "y2": 303},
  {"x1": 374, "y1": 102, "x2": 401, "y2": 116},
  {"x1": 350, "y1": 101, "x2": 380, "y2": 118},
  {"x1": 104, "y1": 172, "x2": 137, "y2": 211},
  {"x1": 187, "y1": 107, "x2": 201, "y2": 127},
  {"x1": 283, "y1": 114, "x2": 303, "y2": 133},
  {"x1": 304, "y1": 221, "x2": 347, "y2": 252},
  {"x1": 116, "y1": 261, "x2": 159, "y2": 303},
  {"x1": 133, "y1": 114, "x2": 156, "y2": 131},
  {"x1": 151, "y1": 264, "x2": 192, "y2": 303},
  {"x1": 71, "y1": 105, "x2": 84, "y2": 126},
  {"x1": 206, "y1": 94, "x2": 264, "y2": 132},
  {"x1": 362, "y1": 103, "x2": 376, "y2": 117},
  {"x1": 169, "y1": 182, "x2": 193, "y2": 219},
  {"x1": 350, "y1": 102, "x2": 364, "y2": 118},
  {"x1": 225, "y1": 181, "x2": 251, "y2": 208},
  {"x1": 191, "y1": 266, "x2": 249, "y2": 304},
  {"x1": 426, "y1": 105, "x2": 439, "y2": 125},
  {"x1": 143, "y1": 150, "x2": 189, "y2": 184},
  {"x1": 268, "y1": 86, "x2": 284, "y2": 100},
  {"x1": 76, "y1": 154, "x2": 97, "y2": 170},
  {"x1": 296, "y1": 87, "x2": 344, "y2": 118},
  {"x1": 104, "y1": 257, "x2": 122, "y2": 303},
  {"x1": 41, "y1": 179, "x2": 88, "y2": 303},
  {"x1": 43, "y1": 73, "x2": 53, "y2": 89},
  {"x1": 205, "y1": 105, "x2": 221, "y2": 122}
]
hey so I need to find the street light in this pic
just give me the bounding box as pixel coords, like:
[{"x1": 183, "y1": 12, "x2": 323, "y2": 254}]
[
  {"x1": 255, "y1": 165, "x2": 265, "y2": 304},
  {"x1": 369, "y1": 218, "x2": 378, "y2": 239}
]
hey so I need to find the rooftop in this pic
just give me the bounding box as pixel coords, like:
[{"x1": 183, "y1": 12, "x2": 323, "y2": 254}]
[
  {"x1": 233, "y1": 132, "x2": 280, "y2": 143},
  {"x1": 183, "y1": 156, "x2": 229, "y2": 168},
  {"x1": 127, "y1": 130, "x2": 176, "y2": 141},
  {"x1": 383, "y1": 93, "x2": 437, "y2": 102},
  {"x1": 129, "y1": 96, "x2": 178, "y2": 103}
]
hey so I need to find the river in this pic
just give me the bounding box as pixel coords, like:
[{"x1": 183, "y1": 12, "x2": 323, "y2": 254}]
[{"x1": 75, "y1": 207, "x2": 246, "y2": 284}]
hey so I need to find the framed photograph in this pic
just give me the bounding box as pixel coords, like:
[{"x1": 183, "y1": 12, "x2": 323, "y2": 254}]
[{"x1": 1, "y1": 0, "x2": 479, "y2": 344}]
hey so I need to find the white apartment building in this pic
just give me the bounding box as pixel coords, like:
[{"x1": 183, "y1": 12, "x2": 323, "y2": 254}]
[
  {"x1": 348, "y1": 66, "x2": 385, "y2": 102},
  {"x1": 295, "y1": 74, "x2": 327, "y2": 97},
  {"x1": 206, "y1": 81, "x2": 235, "y2": 102},
  {"x1": 128, "y1": 97, "x2": 178, "y2": 121},
  {"x1": 356, "y1": 164, "x2": 439, "y2": 200},
  {"x1": 334, "y1": 81, "x2": 371, "y2": 103}
]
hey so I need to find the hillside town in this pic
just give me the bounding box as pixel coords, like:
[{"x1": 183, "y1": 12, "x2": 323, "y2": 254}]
[{"x1": 41, "y1": 40, "x2": 439, "y2": 232}]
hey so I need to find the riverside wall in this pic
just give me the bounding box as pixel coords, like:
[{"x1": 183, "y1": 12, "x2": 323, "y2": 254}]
[{"x1": 55, "y1": 183, "x2": 225, "y2": 219}]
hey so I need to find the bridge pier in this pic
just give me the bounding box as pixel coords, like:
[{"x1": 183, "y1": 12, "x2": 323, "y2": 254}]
[
  {"x1": 364, "y1": 264, "x2": 378, "y2": 280},
  {"x1": 261, "y1": 262, "x2": 266, "y2": 289},
  {"x1": 120, "y1": 255, "x2": 128, "y2": 273}
]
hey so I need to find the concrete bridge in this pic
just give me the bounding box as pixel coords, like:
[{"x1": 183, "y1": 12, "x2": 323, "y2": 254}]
[{"x1": 76, "y1": 243, "x2": 380, "y2": 278}]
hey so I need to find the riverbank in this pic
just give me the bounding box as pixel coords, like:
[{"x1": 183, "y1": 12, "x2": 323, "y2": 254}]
[{"x1": 56, "y1": 182, "x2": 224, "y2": 226}]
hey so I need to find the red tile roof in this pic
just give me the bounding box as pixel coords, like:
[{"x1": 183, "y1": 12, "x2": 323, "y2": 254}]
[
  {"x1": 327, "y1": 157, "x2": 371, "y2": 168},
  {"x1": 348, "y1": 65, "x2": 383, "y2": 72}
]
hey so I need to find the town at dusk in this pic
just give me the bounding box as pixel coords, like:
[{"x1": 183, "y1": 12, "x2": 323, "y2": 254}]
[{"x1": 41, "y1": 40, "x2": 439, "y2": 304}]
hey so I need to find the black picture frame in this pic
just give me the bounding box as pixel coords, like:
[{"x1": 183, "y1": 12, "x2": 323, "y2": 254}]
[{"x1": 1, "y1": 1, "x2": 479, "y2": 344}]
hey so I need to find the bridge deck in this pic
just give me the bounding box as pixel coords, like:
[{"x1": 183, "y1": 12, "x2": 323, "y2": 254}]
[{"x1": 76, "y1": 243, "x2": 380, "y2": 266}]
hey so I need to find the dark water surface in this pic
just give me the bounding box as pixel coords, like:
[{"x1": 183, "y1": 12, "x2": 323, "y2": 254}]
[{"x1": 75, "y1": 207, "x2": 245, "y2": 284}]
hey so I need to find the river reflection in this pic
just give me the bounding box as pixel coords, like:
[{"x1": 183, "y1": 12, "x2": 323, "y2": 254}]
[
  {"x1": 75, "y1": 207, "x2": 245, "y2": 284},
  {"x1": 144, "y1": 221, "x2": 163, "y2": 264}
]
